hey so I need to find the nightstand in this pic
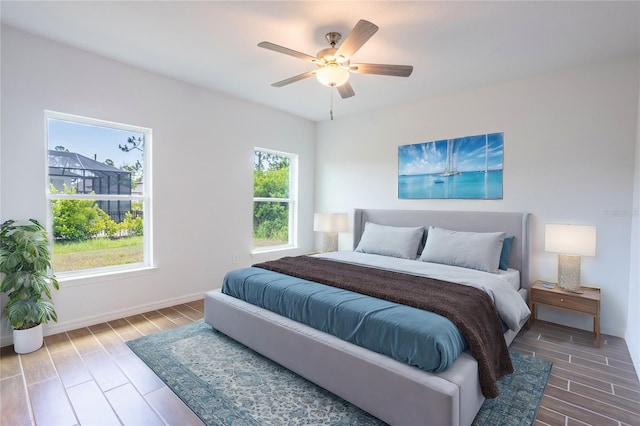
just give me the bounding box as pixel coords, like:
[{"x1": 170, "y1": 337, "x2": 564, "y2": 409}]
[{"x1": 529, "y1": 280, "x2": 601, "y2": 347}]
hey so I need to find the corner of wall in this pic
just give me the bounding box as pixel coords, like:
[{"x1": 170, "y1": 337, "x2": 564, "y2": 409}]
[{"x1": 625, "y1": 56, "x2": 640, "y2": 380}]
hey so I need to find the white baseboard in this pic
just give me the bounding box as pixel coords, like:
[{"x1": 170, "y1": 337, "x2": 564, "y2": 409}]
[{"x1": 0, "y1": 291, "x2": 207, "y2": 348}]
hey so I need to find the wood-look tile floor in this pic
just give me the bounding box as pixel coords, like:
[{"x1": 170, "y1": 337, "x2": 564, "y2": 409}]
[
  {"x1": 1, "y1": 300, "x2": 206, "y2": 426},
  {"x1": 1, "y1": 301, "x2": 639, "y2": 426},
  {"x1": 518, "y1": 320, "x2": 640, "y2": 426}
]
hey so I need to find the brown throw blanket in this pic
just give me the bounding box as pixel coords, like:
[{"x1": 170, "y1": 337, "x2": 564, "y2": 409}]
[{"x1": 254, "y1": 256, "x2": 513, "y2": 398}]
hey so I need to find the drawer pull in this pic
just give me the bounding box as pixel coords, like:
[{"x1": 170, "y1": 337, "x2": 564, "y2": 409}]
[{"x1": 560, "y1": 298, "x2": 564, "y2": 302}]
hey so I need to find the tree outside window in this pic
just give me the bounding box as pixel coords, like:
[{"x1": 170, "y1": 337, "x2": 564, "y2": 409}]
[{"x1": 253, "y1": 149, "x2": 297, "y2": 250}]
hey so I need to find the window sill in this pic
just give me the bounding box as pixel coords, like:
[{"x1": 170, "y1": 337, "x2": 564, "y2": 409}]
[
  {"x1": 57, "y1": 265, "x2": 158, "y2": 288},
  {"x1": 251, "y1": 246, "x2": 303, "y2": 258}
]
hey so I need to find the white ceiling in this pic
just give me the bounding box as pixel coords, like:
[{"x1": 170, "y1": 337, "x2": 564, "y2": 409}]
[{"x1": 2, "y1": 1, "x2": 639, "y2": 122}]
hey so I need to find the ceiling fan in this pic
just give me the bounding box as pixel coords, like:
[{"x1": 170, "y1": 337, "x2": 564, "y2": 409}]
[{"x1": 258, "y1": 19, "x2": 413, "y2": 101}]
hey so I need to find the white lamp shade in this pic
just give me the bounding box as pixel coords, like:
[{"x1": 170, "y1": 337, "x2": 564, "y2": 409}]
[
  {"x1": 313, "y1": 213, "x2": 349, "y2": 233},
  {"x1": 316, "y1": 65, "x2": 350, "y2": 87},
  {"x1": 545, "y1": 224, "x2": 596, "y2": 256}
]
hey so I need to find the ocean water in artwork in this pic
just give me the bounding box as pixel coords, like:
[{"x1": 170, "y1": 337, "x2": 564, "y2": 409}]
[{"x1": 398, "y1": 170, "x2": 503, "y2": 199}]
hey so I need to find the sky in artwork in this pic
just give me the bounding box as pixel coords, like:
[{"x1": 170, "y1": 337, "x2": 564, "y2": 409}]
[{"x1": 398, "y1": 133, "x2": 503, "y2": 176}]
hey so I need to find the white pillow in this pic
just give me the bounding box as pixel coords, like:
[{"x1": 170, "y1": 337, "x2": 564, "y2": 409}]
[
  {"x1": 355, "y1": 222, "x2": 425, "y2": 260},
  {"x1": 419, "y1": 226, "x2": 505, "y2": 273}
]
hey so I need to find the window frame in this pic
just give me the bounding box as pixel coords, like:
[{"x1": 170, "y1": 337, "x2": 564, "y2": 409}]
[
  {"x1": 44, "y1": 110, "x2": 153, "y2": 278},
  {"x1": 252, "y1": 147, "x2": 298, "y2": 253}
]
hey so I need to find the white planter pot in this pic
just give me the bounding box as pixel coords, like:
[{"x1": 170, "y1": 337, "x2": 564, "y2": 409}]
[{"x1": 13, "y1": 323, "x2": 44, "y2": 354}]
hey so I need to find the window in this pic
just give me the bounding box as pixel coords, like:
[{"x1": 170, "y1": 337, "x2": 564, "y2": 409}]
[
  {"x1": 46, "y1": 111, "x2": 152, "y2": 275},
  {"x1": 253, "y1": 148, "x2": 298, "y2": 251}
]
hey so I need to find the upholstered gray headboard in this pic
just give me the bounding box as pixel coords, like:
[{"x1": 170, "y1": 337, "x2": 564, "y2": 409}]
[{"x1": 353, "y1": 209, "x2": 531, "y2": 289}]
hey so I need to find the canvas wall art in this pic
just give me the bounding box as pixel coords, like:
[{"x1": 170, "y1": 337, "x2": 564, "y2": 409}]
[{"x1": 398, "y1": 133, "x2": 503, "y2": 199}]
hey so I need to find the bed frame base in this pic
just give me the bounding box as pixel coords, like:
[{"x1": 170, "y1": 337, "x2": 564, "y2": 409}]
[{"x1": 205, "y1": 290, "x2": 488, "y2": 426}]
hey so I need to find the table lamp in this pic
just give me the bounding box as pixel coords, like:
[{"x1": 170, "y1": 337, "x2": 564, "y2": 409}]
[
  {"x1": 313, "y1": 213, "x2": 348, "y2": 252},
  {"x1": 544, "y1": 224, "x2": 596, "y2": 293}
]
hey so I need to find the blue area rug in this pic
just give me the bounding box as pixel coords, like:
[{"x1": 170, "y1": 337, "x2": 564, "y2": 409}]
[{"x1": 127, "y1": 321, "x2": 552, "y2": 426}]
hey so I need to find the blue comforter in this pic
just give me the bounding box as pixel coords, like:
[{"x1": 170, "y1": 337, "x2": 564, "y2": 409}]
[{"x1": 222, "y1": 266, "x2": 467, "y2": 373}]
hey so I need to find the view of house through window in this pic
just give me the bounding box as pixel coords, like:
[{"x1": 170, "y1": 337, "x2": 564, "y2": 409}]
[
  {"x1": 46, "y1": 112, "x2": 151, "y2": 274},
  {"x1": 253, "y1": 148, "x2": 297, "y2": 250}
]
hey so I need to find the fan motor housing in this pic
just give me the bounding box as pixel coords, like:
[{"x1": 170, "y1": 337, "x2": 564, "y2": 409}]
[{"x1": 316, "y1": 47, "x2": 348, "y2": 65}]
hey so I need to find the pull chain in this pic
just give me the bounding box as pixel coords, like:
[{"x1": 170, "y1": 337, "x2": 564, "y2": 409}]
[{"x1": 330, "y1": 87, "x2": 334, "y2": 120}]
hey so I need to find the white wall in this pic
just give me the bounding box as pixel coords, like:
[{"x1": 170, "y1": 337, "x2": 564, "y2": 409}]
[
  {"x1": 0, "y1": 26, "x2": 316, "y2": 344},
  {"x1": 626, "y1": 72, "x2": 640, "y2": 376},
  {"x1": 316, "y1": 56, "x2": 640, "y2": 338}
]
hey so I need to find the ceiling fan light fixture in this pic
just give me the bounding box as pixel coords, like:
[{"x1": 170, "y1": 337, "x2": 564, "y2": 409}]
[
  {"x1": 316, "y1": 65, "x2": 350, "y2": 87},
  {"x1": 259, "y1": 19, "x2": 412, "y2": 107}
]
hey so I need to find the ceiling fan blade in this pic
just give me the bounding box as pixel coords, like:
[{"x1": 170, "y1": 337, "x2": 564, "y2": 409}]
[
  {"x1": 258, "y1": 41, "x2": 319, "y2": 63},
  {"x1": 271, "y1": 70, "x2": 316, "y2": 87},
  {"x1": 336, "y1": 20, "x2": 379, "y2": 59},
  {"x1": 350, "y1": 63, "x2": 413, "y2": 77},
  {"x1": 337, "y1": 81, "x2": 355, "y2": 99}
]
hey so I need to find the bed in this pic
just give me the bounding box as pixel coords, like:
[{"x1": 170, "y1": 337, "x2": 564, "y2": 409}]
[{"x1": 204, "y1": 209, "x2": 531, "y2": 426}]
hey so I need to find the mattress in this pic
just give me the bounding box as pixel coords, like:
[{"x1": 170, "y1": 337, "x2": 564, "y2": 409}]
[
  {"x1": 222, "y1": 252, "x2": 530, "y2": 377},
  {"x1": 223, "y1": 266, "x2": 467, "y2": 373},
  {"x1": 497, "y1": 268, "x2": 520, "y2": 291}
]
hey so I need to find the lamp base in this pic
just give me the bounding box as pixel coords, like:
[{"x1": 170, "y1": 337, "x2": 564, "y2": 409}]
[
  {"x1": 558, "y1": 254, "x2": 583, "y2": 293},
  {"x1": 322, "y1": 232, "x2": 338, "y2": 252}
]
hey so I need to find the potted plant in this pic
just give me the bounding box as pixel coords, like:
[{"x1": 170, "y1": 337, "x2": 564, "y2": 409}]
[{"x1": 0, "y1": 219, "x2": 59, "y2": 353}]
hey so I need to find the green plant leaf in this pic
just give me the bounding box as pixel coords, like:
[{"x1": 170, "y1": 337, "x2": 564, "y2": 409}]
[{"x1": 1, "y1": 219, "x2": 58, "y2": 329}]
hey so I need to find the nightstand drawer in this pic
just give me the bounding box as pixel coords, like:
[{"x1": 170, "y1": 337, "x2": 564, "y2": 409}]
[
  {"x1": 531, "y1": 290, "x2": 598, "y2": 315},
  {"x1": 529, "y1": 281, "x2": 601, "y2": 347}
]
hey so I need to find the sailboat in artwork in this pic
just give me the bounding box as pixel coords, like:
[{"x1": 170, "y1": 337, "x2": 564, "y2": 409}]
[{"x1": 440, "y1": 139, "x2": 462, "y2": 177}]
